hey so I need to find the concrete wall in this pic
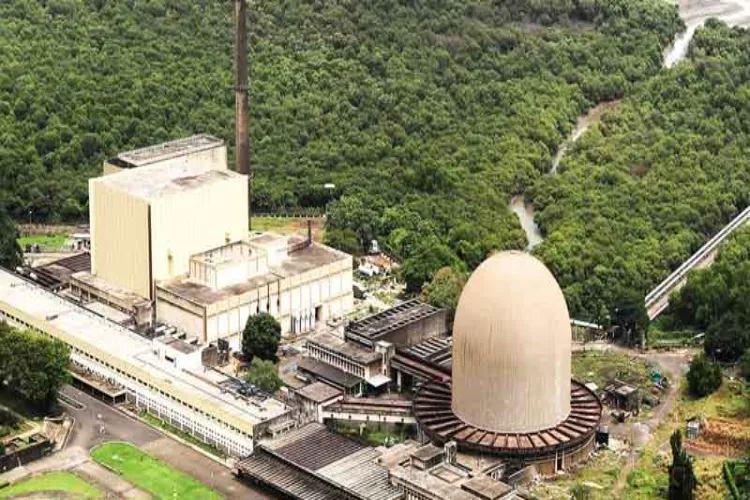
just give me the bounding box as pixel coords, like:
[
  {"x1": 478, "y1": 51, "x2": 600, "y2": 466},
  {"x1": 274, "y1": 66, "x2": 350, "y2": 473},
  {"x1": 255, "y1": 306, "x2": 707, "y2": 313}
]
[
  {"x1": 104, "y1": 144, "x2": 227, "y2": 175},
  {"x1": 150, "y1": 176, "x2": 248, "y2": 285},
  {"x1": 155, "y1": 264, "x2": 353, "y2": 342},
  {"x1": 90, "y1": 179, "x2": 152, "y2": 299},
  {"x1": 157, "y1": 300, "x2": 205, "y2": 341},
  {"x1": 382, "y1": 309, "x2": 447, "y2": 347}
]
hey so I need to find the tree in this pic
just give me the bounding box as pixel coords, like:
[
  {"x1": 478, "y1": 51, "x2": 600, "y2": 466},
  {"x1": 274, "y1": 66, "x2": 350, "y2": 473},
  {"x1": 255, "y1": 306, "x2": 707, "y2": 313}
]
[
  {"x1": 421, "y1": 266, "x2": 466, "y2": 321},
  {"x1": 686, "y1": 353, "x2": 722, "y2": 398},
  {"x1": 0, "y1": 322, "x2": 70, "y2": 411},
  {"x1": 324, "y1": 228, "x2": 362, "y2": 256},
  {"x1": 401, "y1": 237, "x2": 464, "y2": 294},
  {"x1": 610, "y1": 288, "x2": 649, "y2": 347},
  {"x1": 244, "y1": 358, "x2": 283, "y2": 394},
  {"x1": 668, "y1": 430, "x2": 697, "y2": 500},
  {"x1": 241, "y1": 313, "x2": 281, "y2": 363},
  {"x1": 0, "y1": 203, "x2": 22, "y2": 270},
  {"x1": 739, "y1": 349, "x2": 750, "y2": 381}
]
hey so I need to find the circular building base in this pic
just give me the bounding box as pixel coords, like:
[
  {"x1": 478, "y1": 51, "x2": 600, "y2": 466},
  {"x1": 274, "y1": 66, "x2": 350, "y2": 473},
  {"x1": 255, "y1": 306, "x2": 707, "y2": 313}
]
[{"x1": 413, "y1": 380, "x2": 602, "y2": 474}]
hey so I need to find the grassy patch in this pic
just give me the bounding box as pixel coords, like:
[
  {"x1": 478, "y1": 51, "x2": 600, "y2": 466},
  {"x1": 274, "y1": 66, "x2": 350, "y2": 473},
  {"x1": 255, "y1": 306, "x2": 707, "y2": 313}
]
[
  {"x1": 251, "y1": 217, "x2": 325, "y2": 241},
  {"x1": 138, "y1": 410, "x2": 227, "y2": 458},
  {"x1": 572, "y1": 350, "x2": 654, "y2": 389},
  {"x1": 17, "y1": 234, "x2": 68, "y2": 251},
  {"x1": 622, "y1": 379, "x2": 748, "y2": 499},
  {"x1": 91, "y1": 442, "x2": 222, "y2": 500},
  {"x1": 0, "y1": 471, "x2": 102, "y2": 498},
  {"x1": 532, "y1": 449, "x2": 625, "y2": 499}
]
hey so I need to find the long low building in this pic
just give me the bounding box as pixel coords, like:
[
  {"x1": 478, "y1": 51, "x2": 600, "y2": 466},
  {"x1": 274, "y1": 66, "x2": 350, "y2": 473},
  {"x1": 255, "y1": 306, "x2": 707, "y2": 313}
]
[{"x1": 0, "y1": 268, "x2": 291, "y2": 456}]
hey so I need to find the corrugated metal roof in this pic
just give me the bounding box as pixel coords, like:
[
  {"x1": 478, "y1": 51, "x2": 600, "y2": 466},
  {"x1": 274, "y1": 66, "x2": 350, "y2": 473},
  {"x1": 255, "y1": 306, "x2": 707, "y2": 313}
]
[{"x1": 239, "y1": 423, "x2": 402, "y2": 500}]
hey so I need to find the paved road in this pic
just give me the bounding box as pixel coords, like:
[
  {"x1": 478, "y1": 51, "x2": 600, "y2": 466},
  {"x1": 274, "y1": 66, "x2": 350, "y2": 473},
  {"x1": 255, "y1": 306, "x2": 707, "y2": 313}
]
[
  {"x1": 60, "y1": 386, "x2": 273, "y2": 499},
  {"x1": 60, "y1": 386, "x2": 160, "y2": 450}
]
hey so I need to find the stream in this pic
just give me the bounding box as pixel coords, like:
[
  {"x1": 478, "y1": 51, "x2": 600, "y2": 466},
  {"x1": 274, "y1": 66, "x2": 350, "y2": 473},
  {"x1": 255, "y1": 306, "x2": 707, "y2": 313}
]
[{"x1": 511, "y1": 0, "x2": 750, "y2": 250}]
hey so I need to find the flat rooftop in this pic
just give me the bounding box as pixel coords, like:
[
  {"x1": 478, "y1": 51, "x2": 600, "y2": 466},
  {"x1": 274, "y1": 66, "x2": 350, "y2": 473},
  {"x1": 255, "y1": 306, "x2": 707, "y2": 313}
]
[
  {"x1": 346, "y1": 299, "x2": 443, "y2": 343},
  {"x1": 0, "y1": 269, "x2": 289, "y2": 427},
  {"x1": 96, "y1": 162, "x2": 241, "y2": 202},
  {"x1": 298, "y1": 357, "x2": 363, "y2": 390},
  {"x1": 295, "y1": 381, "x2": 342, "y2": 404},
  {"x1": 158, "y1": 236, "x2": 349, "y2": 307},
  {"x1": 71, "y1": 271, "x2": 150, "y2": 309},
  {"x1": 109, "y1": 135, "x2": 224, "y2": 168},
  {"x1": 306, "y1": 331, "x2": 381, "y2": 365}
]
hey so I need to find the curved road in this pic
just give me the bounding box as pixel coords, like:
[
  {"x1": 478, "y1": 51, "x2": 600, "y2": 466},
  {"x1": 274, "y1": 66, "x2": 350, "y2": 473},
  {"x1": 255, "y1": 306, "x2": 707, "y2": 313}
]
[{"x1": 60, "y1": 386, "x2": 273, "y2": 499}]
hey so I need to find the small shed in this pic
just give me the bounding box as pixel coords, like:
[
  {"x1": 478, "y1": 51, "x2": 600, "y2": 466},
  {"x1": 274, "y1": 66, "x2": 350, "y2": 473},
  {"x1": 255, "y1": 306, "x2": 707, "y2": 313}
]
[
  {"x1": 294, "y1": 381, "x2": 343, "y2": 423},
  {"x1": 686, "y1": 420, "x2": 701, "y2": 440},
  {"x1": 604, "y1": 380, "x2": 641, "y2": 413}
]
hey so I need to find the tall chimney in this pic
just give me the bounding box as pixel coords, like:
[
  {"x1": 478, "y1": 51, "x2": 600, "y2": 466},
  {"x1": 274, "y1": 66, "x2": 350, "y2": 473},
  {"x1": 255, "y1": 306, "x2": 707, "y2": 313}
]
[{"x1": 234, "y1": 0, "x2": 250, "y2": 182}]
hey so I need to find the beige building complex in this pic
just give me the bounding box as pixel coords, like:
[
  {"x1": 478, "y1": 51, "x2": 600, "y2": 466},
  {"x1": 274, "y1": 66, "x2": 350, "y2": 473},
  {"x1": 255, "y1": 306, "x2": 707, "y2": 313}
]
[
  {"x1": 71, "y1": 135, "x2": 353, "y2": 339},
  {"x1": 155, "y1": 233, "x2": 353, "y2": 344}
]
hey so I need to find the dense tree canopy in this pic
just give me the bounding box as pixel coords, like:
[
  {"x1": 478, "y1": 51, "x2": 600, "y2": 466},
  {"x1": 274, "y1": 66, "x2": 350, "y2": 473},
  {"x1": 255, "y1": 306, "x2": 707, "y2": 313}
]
[
  {"x1": 0, "y1": 322, "x2": 70, "y2": 410},
  {"x1": 0, "y1": 203, "x2": 22, "y2": 270},
  {"x1": 1, "y1": 0, "x2": 680, "y2": 287},
  {"x1": 530, "y1": 20, "x2": 750, "y2": 320},
  {"x1": 670, "y1": 227, "x2": 750, "y2": 362},
  {"x1": 421, "y1": 266, "x2": 467, "y2": 320}
]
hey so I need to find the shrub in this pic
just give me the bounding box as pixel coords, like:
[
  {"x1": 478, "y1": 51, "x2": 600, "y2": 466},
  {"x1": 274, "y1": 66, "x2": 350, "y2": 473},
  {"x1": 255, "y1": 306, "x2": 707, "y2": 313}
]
[{"x1": 687, "y1": 353, "x2": 722, "y2": 398}]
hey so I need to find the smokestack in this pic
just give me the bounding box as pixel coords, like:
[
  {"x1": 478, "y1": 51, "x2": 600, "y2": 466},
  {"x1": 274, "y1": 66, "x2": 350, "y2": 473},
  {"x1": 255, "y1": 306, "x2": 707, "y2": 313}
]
[{"x1": 234, "y1": 0, "x2": 250, "y2": 182}]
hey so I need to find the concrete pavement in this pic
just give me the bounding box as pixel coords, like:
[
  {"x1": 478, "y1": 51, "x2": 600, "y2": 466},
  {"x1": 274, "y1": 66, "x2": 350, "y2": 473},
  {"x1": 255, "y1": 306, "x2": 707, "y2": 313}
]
[{"x1": 60, "y1": 385, "x2": 273, "y2": 499}]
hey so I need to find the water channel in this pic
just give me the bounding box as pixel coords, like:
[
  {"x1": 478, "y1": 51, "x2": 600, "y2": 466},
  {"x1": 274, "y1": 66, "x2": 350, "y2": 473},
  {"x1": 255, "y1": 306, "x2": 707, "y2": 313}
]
[{"x1": 511, "y1": 0, "x2": 750, "y2": 250}]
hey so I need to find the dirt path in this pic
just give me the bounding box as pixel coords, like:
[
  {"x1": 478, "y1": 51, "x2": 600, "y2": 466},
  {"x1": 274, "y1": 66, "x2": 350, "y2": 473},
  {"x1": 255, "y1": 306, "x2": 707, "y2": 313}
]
[{"x1": 609, "y1": 348, "x2": 693, "y2": 496}]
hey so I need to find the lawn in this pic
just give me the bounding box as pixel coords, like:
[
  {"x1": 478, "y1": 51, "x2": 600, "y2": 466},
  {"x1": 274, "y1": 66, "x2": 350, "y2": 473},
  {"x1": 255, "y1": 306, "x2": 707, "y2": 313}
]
[
  {"x1": 251, "y1": 216, "x2": 325, "y2": 241},
  {"x1": 16, "y1": 234, "x2": 68, "y2": 251},
  {"x1": 91, "y1": 442, "x2": 222, "y2": 500},
  {"x1": 572, "y1": 350, "x2": 654, "y2": 389},
  {"x1": 0, "y1": 471, "x2": 102, "y2": 498},
  {"x1": 532, "y1": 449, "x2": 625, "y2": 499}
]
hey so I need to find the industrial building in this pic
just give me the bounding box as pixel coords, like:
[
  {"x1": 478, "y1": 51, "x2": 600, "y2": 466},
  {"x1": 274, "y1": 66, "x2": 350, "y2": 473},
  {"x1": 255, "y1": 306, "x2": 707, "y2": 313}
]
[
  {"x1": 0, "y1": 268, "x2": 291, "y2": 456},
  {"x1": 298, "y1": 299, "x2": 447, "y2": 394},
  {"x1": 155, "y1": 232, "x2": 353, "y2": 343},
  {"x1": 66, "y1": 136, "x2": 353, "y2": 337},
  {"x1": 413, "y1": 252, "x2": 601, "y2": 477},
  {"x1": 236, "y1": 423, "x2": 402, "y2": 499},
  {"x1": 103, "y1": 134, "x2": 227, "y2": 174},
  {"x1": 87, "y1": 138, "x2": 247, "y2": 302},
  {"x1": 386, "y1": 442, "x2": 518, "y2": 500}
]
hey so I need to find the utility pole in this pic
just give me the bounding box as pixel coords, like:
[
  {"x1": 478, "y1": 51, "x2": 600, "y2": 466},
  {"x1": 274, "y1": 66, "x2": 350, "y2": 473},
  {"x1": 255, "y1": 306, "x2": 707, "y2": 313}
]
[{"x1": 234, "y1": 0, "x2": 251, "y2": 183}]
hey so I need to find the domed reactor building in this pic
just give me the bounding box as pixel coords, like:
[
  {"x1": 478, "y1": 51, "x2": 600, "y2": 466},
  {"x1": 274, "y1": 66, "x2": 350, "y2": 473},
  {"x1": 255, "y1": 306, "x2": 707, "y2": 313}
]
[{"x1": 413, "y1": 251, "x2": 602, "y2": 476}]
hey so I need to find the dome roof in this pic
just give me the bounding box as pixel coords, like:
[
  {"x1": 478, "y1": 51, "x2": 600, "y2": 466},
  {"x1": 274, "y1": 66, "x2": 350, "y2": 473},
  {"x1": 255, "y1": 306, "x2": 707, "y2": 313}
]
[{"x1": 451, "y1": 251, "x2": 571, "y2": 433}]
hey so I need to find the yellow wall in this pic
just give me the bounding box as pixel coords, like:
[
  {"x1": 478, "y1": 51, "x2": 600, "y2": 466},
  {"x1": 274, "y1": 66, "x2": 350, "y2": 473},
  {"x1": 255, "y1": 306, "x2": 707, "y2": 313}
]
[
  {"x1": 149, "y1": 176, "x2": 249, "y2": 284},
  {"x1": 90, "y1": 179, "x2": 152, "y2": 299}
]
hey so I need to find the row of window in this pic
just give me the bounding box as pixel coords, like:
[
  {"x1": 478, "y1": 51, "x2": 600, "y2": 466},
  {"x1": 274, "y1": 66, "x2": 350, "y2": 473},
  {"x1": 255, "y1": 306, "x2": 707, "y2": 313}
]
[
  {"x1": 0, "y1": 305, "x2": 255, "y2": 456},
  {"x1": 308, "y1": 344, "x2": 366, "y2": 378}
]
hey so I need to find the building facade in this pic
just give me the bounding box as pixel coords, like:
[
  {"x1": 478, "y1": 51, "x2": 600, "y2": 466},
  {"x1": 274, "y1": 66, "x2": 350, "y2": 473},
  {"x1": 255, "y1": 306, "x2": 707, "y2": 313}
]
[{"x1": 155, "y1": 234, "x2": 353, "y2": 342}]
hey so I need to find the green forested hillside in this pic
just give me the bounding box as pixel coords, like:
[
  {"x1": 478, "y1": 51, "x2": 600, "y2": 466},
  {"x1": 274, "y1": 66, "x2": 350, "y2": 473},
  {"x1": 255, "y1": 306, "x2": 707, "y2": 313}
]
[
  {"x1": 530, "y1": 20, "x2": 750, "y2": 320},
  {"x1": 670, "y1": 226, "x2": 750, "y2": 362},
  {"x1": 1, "y1": 0, "x2": 679, "y2": 266}
]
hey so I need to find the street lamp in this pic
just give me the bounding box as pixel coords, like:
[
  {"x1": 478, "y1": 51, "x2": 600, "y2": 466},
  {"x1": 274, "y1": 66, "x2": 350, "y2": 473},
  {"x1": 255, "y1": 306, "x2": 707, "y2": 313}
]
[{"x1": 323, "y1": 183, "x2": 335, "y2": 219}]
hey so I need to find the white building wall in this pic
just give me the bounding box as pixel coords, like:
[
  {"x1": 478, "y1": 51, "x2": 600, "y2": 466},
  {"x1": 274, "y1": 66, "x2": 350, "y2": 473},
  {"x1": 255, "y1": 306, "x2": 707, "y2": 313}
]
[
  {"x1": 0, "y1": 308, "x2": 254, "y2": 457},
  {"x1": 156, "y1": 301, "x2": 204, "y2": 340}
]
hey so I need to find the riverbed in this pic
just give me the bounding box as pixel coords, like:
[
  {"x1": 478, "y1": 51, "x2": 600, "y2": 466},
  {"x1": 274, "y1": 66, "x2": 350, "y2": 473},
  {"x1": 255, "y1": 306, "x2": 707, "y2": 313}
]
[{"x1": 511, "y1": 0, "x2": 750, "y2": 250}]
